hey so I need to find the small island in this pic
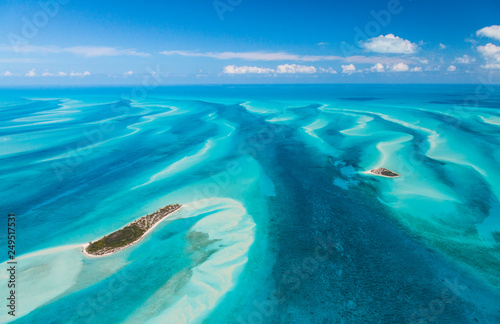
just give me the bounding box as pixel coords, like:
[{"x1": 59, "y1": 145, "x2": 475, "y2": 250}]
[
  {"x1": 367, "y1": 168, "x2": 401, "y2": 178},
  {"x1": 83, "y1": 204, "x2": 182, "y2": 257}
]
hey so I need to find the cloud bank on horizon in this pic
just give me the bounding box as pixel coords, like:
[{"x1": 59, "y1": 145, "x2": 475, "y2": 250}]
[{"x1": 0, "y1": 0, "x2": 499, "y2": 84}]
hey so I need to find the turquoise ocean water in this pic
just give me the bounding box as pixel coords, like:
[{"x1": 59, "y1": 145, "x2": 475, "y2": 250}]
[{"x1": 0, "y1": 85, "x2": 499, "y2": 323}]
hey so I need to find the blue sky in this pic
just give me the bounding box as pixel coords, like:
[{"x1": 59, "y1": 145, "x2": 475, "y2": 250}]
[{"x1": 1, "y1": 0, "x2": 500, "y2": 85}]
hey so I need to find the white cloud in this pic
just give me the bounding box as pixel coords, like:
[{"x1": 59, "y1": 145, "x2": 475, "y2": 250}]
[
  {"x1": 40, "y1": 71, "x2": 70, "y2": 77},
  {"x1": 341, "y1": 64, "x2": 356, "y2": 74},
  {"x1": 317, "y1": 42, "x2": 328, "y2": 46},
  {"x1": 482, "y1": 64, "x2": 500, "y2": 69},
  {"x1": 424, "y1": 66, "x2": 441, "y2": 71},
  {"x1": 25, "y1": 69, "x2": 36, "y2": 77},
  {"x1": 276, "y1": 64, "x2": 316, "y2": 74},
  {"x1": 64, "y1": 46, "x2": 150, "y2": 57},
  {"x1": 344, "y1": 56, "x2": 413, "y2": 64},
  {"x1": 0, "y1": 44, "x2": 59, "y2": 54},
  {"x1": 318, "y1": 67, "x2": 337, "y2": 74},
  {"x1": 161, "y1": 50, "x2": 343, "y2": 62},
  {"x1": 0, "y1": 44, "x2": 150, "y2": 57},
  {"x1": 477, "y1": 43, "x2": 500, "y2": 61},
  {"x1": 160, "y1": 50, "x2": 412, "y2": 65},
  {"x1": 477, "y1": 43, "x2": 500, "y2": 69},
  {"x1": 223, "y1": 64, "x2": 318, "y2": 74},
  {"x1": 476, "y1": 25, "x2": 500, "y2": 41},
  {"x1": 11, "y1": 69, "x2": 72, "y2": 77},
  {"x1": 453, "y1": 55, "x2": 475, "y2": 64},
  {"x1": 223, "y1": 65, "x2": 275, "y2": 74},
  {"x1": 439, "y1": 43, "x2": 447, "y2": 49},
  {"x1": 0, "y1": 58, "x2": 39, "y2": 63},
  {"x1": 365, "y1": 63, "x2": 421, "y2": 73},
  {"x1": 413, "y1": 58, "x2": 429, "y2": 65},
  {"x1": 391, "y1": 62, "x2": 410, "y2": 72},
  {"x1": 360, "y1": 34, "x2": 418, "y2": 54},
  {"x1": 447, "y1": 65, "x2": 457, "y2": 72},
  {"x1": 369, "y1": 63, "x2": 385, "y2": 72},
  {"x1": 70, "y1": 71, "x2": 91, "y2": 77},
  {"x1": 465, "y1": 38, "x2": 478, "y2": 45},
  {"x1": 124, "y1": 70, "x2": 134, "y2": 76}
]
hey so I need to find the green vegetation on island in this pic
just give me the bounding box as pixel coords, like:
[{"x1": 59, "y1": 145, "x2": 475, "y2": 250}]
[
  {"x1": 369, "y1": 168, "x2": 401, "y2": 178},
  {"x1": 85, "y1": 204, "x2": 182, "y2": 256}
]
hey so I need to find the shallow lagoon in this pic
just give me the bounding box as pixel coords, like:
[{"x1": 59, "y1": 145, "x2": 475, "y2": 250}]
[{"x1": 1, "y1": 85, "x2": 499, "y2": 323}]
